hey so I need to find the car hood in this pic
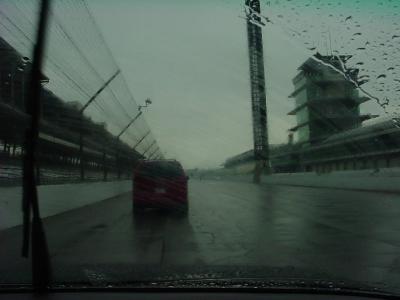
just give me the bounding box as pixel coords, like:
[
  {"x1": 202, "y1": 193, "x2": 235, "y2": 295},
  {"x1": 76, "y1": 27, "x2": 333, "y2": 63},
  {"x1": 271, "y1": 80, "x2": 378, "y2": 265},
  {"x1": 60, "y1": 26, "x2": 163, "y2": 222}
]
[{"x1": 2, "y1": 264, "x2": 395, "y2": 297}]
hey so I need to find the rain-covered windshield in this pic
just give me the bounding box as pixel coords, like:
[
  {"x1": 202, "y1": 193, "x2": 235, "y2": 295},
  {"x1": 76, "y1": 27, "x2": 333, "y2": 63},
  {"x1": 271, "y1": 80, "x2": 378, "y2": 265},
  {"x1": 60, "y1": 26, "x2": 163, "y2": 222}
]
[{"x1": 1, "y1": 0, "x2": 400, "y2": 295}]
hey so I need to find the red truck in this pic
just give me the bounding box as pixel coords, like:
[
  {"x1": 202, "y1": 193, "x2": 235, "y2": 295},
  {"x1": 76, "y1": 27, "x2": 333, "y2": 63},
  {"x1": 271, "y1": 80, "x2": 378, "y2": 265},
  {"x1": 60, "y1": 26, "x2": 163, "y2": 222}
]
[{"x1": 132, "y1": 159, "x2": 188, "y2": 215}]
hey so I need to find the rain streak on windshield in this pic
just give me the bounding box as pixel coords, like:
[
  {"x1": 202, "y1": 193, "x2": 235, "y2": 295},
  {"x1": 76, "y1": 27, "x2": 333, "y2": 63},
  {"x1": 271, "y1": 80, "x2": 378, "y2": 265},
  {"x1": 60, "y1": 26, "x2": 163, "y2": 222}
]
[{"x1": 0, "y1": 0, "x2": 400, "y2": 297}]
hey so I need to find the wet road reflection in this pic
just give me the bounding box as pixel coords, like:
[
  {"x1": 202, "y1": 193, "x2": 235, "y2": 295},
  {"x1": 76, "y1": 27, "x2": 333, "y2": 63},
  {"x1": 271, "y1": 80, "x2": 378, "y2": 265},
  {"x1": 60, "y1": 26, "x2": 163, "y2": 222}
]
[{"x1": 1, "y1": 180, "x2": 400, "y2": 289}]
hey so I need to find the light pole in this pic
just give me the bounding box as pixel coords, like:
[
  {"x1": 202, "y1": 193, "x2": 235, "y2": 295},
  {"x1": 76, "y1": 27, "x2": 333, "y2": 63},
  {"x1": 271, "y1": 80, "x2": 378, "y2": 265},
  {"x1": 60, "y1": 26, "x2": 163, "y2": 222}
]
[
  {"x1": 19, "y1": 57, "x2": 30, "y2": 111},
  {"x1": 138, "y1": 98, "x2": 152, "y2": 112},
  {"x1": 115, "y1": 98, "x2": 152, "y2": 178},
  {"x1": 10, "y1": 56, "x2": 29, "y2": 107},
  {"x1": 8, "y1": 56, "x2": 30, "y2": 159},
  {"x1": 117, "y1": 98, "x2": 152, "y2": 139}
]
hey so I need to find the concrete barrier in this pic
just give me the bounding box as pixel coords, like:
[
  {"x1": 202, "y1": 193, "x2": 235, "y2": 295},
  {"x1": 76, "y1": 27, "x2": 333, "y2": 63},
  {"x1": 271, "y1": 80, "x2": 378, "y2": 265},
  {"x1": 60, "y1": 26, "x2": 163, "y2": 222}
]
[
  {"x1": 208, "y1": 168, "x2": 400, "y2": 193},
  {"x1": 263, "y1": 168, "x2": 400, "y2": 193},
  {"x1": 0, "y1": 180, "x2": 132, "y2": 230}
]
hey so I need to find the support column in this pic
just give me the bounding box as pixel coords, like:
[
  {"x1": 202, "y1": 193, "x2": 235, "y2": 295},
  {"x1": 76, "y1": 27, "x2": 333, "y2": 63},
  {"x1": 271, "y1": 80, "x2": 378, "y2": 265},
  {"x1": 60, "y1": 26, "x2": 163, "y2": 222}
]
[
  {"x1": 103, "y1": 150, "x2": 108, "y2": 181},
  {"x1": 79, "y1": 131, "x2": 84, "y2": 181}
]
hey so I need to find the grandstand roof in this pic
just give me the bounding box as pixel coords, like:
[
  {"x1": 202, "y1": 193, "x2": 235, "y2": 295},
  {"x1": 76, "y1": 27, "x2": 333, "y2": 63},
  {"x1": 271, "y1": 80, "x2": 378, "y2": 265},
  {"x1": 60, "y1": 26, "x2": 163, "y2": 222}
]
[{"x1": 322, "y1": 115, "x2": 400, "y2": 145}]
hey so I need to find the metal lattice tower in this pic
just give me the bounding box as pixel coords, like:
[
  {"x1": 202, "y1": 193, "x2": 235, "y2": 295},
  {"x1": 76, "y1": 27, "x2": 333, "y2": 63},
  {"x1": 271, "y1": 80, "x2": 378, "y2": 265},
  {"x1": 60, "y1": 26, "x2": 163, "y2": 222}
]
[{"x1": 245, "y1": 0, "x2": 269, "y2": 176}]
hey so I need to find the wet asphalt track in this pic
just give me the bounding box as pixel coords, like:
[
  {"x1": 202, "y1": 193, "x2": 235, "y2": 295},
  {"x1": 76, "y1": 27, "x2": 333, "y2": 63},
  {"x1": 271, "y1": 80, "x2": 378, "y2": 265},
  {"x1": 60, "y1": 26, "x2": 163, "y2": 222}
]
[{"x1": 1, "y1": 179, "x2": 400, "y2": 290}]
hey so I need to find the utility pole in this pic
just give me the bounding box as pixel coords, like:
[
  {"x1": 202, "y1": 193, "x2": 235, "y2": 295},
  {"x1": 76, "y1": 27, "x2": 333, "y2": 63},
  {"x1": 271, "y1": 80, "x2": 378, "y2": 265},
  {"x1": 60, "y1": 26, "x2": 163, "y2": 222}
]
[{"x1": 245, "y1": 0, "x2": 269, "y2": 183}]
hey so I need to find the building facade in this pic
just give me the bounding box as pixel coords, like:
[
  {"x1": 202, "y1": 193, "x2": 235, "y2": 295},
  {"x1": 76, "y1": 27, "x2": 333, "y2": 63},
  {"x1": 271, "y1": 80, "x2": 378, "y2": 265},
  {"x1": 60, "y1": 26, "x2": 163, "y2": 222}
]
[
  {"x1": 225, "y1": 53, "x2": 400, "y2": 174},
  {"x1": 288, "y1": 53, "x2": 372, "y2": 145}
]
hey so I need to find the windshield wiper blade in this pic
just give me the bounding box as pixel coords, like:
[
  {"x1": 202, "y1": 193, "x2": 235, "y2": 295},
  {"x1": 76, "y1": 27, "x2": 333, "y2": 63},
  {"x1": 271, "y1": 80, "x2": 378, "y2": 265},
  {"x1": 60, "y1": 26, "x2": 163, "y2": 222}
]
[{"x1": 21, "y1": 0, "x2": 52, "y2": 291}]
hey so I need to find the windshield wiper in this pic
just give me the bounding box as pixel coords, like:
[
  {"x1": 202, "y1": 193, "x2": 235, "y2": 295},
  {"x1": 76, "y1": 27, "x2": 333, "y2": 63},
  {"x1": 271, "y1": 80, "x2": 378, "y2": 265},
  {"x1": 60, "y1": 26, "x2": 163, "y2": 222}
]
[{"x1": 21, "y1": 0, "x2": 52, "y2": 291}]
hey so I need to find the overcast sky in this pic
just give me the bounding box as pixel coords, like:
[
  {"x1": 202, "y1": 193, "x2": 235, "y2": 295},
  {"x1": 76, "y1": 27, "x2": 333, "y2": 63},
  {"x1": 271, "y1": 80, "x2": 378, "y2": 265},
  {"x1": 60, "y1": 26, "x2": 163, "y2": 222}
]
[
  {"x1": 86, "y1": 0, "x2": 397, "y2": 169},
  {"x1": 0, "y1": 0, "x2": 397, "y2": 169}
]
